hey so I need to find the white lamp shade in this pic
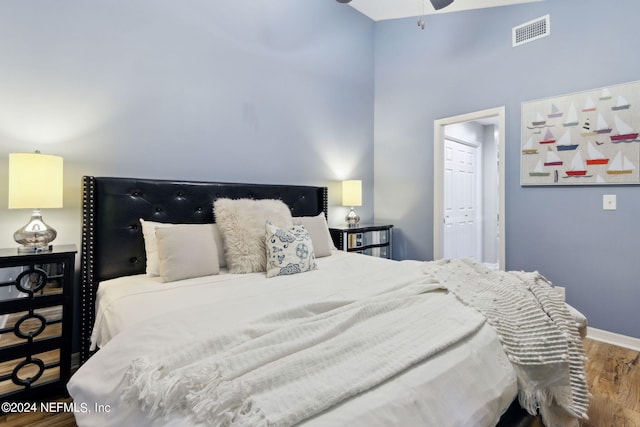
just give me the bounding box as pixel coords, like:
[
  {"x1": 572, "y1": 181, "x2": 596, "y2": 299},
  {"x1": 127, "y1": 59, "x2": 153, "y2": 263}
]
[
  {"x1": 8, "y1": 153, "x2": 64, "y2": 209},
  {"x1": 342, "y1": 180, "x2": 362, "y2": 207}
]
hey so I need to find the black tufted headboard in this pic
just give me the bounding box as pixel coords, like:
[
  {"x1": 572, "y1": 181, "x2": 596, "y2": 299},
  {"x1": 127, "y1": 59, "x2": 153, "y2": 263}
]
[{"x1": 80, "y1": 176, "x2": 328, "y2": 363}]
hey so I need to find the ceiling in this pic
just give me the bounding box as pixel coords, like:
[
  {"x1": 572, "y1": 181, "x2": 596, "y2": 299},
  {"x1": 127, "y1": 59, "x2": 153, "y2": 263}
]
[{"x1": 347, "y1": 0, "x2": 543, "y2": 21}]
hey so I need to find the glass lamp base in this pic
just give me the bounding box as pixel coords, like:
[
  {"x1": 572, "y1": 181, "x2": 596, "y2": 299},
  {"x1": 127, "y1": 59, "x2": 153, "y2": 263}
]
[
  {"x1": 14, "y1": 209, "x2": 57, "y2": 253},
  {"x1": 345, "y1": 207, "x2": 360, "y2": 228}
]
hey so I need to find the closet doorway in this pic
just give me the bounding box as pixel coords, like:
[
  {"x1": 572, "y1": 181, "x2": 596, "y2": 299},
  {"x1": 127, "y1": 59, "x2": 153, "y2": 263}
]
[{"x1": 433, "y1": 107, "x2": 505, "y2": 269}]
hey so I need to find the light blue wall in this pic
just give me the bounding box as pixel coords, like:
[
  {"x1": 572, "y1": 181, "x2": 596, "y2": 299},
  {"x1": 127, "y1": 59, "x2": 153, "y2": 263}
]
[
  {"x1": 0, "y1": 1, "x2": 375, "y2": 250},
  {"x1": 374, "y1": 0, "x2": 640, "y2": 338}
]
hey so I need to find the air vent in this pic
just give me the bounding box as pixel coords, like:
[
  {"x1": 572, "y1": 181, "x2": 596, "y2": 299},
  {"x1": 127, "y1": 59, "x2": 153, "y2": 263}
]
[{"x1": 512, "y1": 15, "x2": 550, "y2": 47}]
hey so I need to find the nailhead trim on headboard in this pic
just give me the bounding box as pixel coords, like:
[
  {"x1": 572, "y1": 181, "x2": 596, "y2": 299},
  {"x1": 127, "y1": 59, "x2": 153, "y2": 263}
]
[{"x1": 80, "y1": 176, "x2": 96, "y2": 365}]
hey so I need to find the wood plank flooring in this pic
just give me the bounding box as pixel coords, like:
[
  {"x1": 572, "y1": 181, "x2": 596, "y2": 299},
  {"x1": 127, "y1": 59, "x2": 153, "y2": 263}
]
[
  {"x1": 579, "y1": 338, "x2": 640, "y2": 427},
  {"x1": 1, "y1": 338, "x2": 638, "y2": 427}
]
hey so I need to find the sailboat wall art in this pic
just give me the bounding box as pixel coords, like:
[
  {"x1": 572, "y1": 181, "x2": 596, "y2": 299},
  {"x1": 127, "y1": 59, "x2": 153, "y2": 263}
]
[{"x1": 521, "y1": 80, "x2": 640, "y2": 185}]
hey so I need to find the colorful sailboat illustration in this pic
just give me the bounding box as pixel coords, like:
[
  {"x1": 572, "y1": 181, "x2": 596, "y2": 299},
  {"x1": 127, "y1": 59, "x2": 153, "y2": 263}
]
[
  {"x1": 581, "y1": 96, "x2": 596, "y2": 112},
  {"x1": 539, "y1": 128, "x2": 556, "y2": 144},
  {"x1": 532, "y1": 113, "x2": 546, "y2": 126},
  {"x1": 548, "y1": 104, "x2": 563, "y2": 118},
  {"x1": 544, "y1": 147, "x2": 563, "y2": 166},
  {"x1": 556, "y1": 130, "x2": 579, "y2": 151},
  {"x1": 611, "y1": 95, "x2": 631, "y2": 111},
  {"x1": 529, "y1": 160, "x2": 550, "y2": 177},
  {"x1": 607, "y1": 151, "x2": 636, "y2": 174},
  {"x1": 581, "y1": 118, "x2": 596, "y2": 137},
  {"x1": 594, "y1": 113, "x2": 612, "y2": 134},
  {"x1": 586, "y1": 142, "x2": 609, "y2": 165},
  {"x1": 610, "y1": 115, "x2": 639, "y2": 142},
  {"x1": 563, "y1": 103, "x2": 579, "y2": 127},
  {"x1": 599, "y1": 88, "x2": 612, "y2": 101},
  {"x1": 521, "y1": 137, "x2": 538, "y2": 154},
  {"x1": 566, "y1": 151, "x2": 587, "y2": 176}
]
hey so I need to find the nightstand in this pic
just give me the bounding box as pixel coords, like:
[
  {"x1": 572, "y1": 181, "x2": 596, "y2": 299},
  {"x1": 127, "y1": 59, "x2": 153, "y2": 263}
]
[
  {"x1": 0, "y1": 244, "x2": 76, "y2": 402},
  {"x1": 330, "y1": 224, "x2": 393, "y2": 259}
]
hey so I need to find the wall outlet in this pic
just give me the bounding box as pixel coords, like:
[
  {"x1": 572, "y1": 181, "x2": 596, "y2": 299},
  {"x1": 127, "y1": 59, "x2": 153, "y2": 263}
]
[{"x1": 603, "y1": 194, "x2": 616, "y2": 210}]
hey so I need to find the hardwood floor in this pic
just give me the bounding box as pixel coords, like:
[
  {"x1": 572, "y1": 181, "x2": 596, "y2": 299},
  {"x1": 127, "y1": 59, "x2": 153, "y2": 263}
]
[
  {"x1": 579, "y1": 338, "x2": 640, "y2": 427},
  {"x1": 1, "y1": 338, "x2": 638, "y2": 427}
]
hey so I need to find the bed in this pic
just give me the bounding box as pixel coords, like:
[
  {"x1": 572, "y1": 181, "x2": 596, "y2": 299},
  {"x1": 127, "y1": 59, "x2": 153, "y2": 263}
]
[{"x1": 68, "y1": 176, "x2": 589, "y2": 427}]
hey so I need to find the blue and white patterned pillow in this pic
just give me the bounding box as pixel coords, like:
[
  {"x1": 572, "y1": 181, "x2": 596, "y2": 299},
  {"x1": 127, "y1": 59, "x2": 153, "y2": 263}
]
[{"x1": 265, "y1": 221, "x2": 317, "y2": 278}]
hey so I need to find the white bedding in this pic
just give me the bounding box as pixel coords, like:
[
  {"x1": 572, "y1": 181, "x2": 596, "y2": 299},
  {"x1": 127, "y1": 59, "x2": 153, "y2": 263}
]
[{"x1": 69, "y1": 251, "x2": 518, "y2": 427}]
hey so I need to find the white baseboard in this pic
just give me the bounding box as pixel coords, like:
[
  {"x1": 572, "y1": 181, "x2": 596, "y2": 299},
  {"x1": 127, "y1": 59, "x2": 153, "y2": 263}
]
[{"x1": 586, "y1": 327, "x2": 640, "y2": 352}]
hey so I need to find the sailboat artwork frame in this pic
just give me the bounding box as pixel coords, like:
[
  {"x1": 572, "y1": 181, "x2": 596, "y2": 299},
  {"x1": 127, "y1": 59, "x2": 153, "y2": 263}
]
[{"x1": 521, "y1": 80, "x2": 640, "y2": 185}]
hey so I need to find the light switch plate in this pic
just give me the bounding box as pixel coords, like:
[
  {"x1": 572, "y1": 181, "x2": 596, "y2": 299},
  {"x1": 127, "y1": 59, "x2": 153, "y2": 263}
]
[{"x1": 603, "y1": 195, "x2": 616, "y2": 210}]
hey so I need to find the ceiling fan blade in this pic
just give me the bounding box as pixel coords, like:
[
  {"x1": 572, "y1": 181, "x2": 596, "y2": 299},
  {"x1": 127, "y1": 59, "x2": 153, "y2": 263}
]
[{"x1": 430, "y1": 0, "x2": 454, "y2": 10}]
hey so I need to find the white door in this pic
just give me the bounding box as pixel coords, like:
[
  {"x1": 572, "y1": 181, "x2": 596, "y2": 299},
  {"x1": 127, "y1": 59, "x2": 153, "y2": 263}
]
[{"x1": 443, "y1": 138, "x2": 479, "y2": 260}]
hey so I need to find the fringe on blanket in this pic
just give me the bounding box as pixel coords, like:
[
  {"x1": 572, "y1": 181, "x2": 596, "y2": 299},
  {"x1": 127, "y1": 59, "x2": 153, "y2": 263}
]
[{"x1": 124, "y1": 356, "x2": 269, "y2": 426}]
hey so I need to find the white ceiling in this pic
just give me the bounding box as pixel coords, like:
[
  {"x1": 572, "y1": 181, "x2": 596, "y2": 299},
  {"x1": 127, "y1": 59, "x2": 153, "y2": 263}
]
[{"x1": 347, "y1": 0, "x2": 543, "y2": 21}]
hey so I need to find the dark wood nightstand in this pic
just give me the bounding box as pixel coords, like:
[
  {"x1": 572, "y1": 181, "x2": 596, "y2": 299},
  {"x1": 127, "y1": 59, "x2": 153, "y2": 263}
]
[
  {"x1": 329, "y1": 224, "x2": 393, "y2": 259},
  {"x1": 0, "y1": 244, "x2": 76, "y2": 402}
]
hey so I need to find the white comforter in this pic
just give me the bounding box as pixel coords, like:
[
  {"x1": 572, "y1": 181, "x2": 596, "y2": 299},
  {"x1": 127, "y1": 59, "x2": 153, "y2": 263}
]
[{"x1": 68, "y1": 252, "x2": 517, "y2": 427}]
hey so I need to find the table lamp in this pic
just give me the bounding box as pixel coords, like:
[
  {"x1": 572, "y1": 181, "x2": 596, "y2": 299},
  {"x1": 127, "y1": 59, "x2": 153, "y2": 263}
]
[
  {"x1": 342, "y1": 179, "x2": 362, "y2": 228},
  {"x1": 8, "y1": 152, "x2": 64, "y2": 253}
]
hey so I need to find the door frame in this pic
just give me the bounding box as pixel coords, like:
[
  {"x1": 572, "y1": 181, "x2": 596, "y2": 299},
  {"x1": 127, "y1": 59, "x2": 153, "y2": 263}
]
[{"x1": 433, "y1": 106, "x2": 506, "y2": 269}]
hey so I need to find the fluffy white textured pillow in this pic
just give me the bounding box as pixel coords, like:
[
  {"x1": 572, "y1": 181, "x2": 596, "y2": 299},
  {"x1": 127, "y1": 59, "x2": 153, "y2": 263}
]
[
  {"x1": 155, "y1": 225, "x2": 220, "y2": 282},
  {"x1": 265, "y1": 222, "x2": 317, "y2": 278},
  {"x1": 140, "y1": 219, "x2": 225, "y2": 276},
  {"x1": 294, "y1": 213, "x2": 334, "y2": 257},
  {"x1": 214, "y1": 198, "x2": 293, "y2": 273}
]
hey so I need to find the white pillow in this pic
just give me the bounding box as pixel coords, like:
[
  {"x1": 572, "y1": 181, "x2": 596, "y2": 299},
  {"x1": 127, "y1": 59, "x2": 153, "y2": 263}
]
[
  {"x1": 155, "y1": 225, "x2": 220, "y2": 282},
  {"x1": 140, "y1": 219, "x2": 225, "y2": 276},
  {"x1": 265, "y1": 222, "x2": 317, "y2": 278},
  {"x1": 214, "y1": 198, "x2": 293, "y2": 273},
  {"x1": 294, "y1": 213, "x2": 334, "y2": 257}
]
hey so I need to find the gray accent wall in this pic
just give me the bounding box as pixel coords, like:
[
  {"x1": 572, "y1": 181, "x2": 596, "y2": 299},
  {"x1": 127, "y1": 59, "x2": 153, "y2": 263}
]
[{"x1": 374, "y1": 0, "x2": 640, "y2": 338}]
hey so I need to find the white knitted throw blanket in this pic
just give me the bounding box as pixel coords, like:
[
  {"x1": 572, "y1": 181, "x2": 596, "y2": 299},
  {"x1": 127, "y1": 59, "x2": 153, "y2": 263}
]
[
  {"x1": 424, "y1": 259, "x2": 589, "y2": 427},
  {"x1": 122, "y1": 280, "x2": 486, "y2": 426},
  {"x1": 122, "y1": 260, "x2": 589, "y2": 427}
]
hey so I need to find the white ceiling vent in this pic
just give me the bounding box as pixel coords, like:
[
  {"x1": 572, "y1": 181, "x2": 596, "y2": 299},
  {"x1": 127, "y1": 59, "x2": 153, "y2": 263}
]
[{"x1": 512, "y1": 14, "x2": 550, "y2": 47}]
